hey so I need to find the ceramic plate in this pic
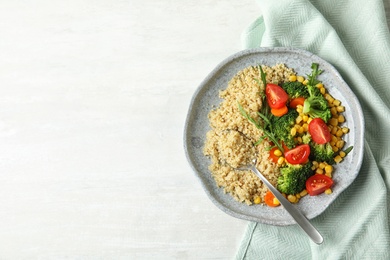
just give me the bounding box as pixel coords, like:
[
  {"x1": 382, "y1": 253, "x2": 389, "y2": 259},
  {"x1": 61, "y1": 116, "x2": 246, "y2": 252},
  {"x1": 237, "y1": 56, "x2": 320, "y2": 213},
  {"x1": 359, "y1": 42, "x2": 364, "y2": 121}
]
[{"x1": 183, "y1": 47, "x2": 364, "y2": 225}]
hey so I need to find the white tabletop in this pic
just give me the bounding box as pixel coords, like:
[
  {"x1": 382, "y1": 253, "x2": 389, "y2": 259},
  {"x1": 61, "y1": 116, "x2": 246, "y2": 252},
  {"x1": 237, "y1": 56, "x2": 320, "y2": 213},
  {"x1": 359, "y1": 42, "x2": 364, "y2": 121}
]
[{"x1": 1, "y1": 1, "x2": 389, "y2": 259}]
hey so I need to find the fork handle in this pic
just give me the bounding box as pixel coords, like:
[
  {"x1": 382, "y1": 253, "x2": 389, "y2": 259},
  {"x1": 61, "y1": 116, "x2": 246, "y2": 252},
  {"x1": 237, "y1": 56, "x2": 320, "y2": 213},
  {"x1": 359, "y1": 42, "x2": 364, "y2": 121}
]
[{"x1": 250, "y1": 165, "x2": 323, "y2": 244}]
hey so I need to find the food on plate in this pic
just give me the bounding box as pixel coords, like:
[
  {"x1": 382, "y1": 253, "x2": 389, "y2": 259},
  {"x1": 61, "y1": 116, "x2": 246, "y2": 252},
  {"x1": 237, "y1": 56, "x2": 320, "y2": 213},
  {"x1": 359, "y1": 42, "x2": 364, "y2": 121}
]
[{"x1": 203, "y1": 63, "x2": 352, "y2": 205}]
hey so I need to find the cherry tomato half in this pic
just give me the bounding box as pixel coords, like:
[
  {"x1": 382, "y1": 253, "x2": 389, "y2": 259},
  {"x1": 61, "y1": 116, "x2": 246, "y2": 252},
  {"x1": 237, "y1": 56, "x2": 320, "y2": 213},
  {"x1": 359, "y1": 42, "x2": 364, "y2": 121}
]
[
  {"x1": 308, "y1": 118, "x2": 331, "y2": 144},
  {"x1": 305, "y1": 174, "x2": 334, "y2": 196},
  {"x1": 284, "y1": 144, "x2": 310, "y2": 164},
  {"x1": 265, "y1": 83, "x2": 289, "y2": 109}
]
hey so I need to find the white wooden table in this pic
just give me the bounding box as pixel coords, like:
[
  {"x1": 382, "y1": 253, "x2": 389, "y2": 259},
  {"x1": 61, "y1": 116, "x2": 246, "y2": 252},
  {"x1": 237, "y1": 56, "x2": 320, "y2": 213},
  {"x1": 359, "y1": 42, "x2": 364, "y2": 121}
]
[{"x1": 1, "y1": 1, "x2": 389, "y2": 259}]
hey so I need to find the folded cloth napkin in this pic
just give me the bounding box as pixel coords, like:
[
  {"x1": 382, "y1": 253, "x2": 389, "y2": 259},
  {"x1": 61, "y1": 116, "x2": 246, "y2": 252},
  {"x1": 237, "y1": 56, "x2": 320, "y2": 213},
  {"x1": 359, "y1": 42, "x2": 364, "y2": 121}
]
[{"x1": 236, "y1": 0, "x2": 390, "y2": 259}]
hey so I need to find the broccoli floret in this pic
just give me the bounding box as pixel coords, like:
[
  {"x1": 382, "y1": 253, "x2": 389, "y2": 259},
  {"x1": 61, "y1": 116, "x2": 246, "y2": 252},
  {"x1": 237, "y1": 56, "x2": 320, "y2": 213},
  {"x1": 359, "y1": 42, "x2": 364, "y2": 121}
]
[
  {"x1": 302, "y1": 85, "x2": 331, "y2": 122},
  {"x1": 270, "y1": 109, "x2": 298, "y2": 149},
  {"x1": 281, "y1": 81, "x2": 309, "y2": 99},
  {"x1": 310, "y1": 142, "x2": 335, "y2": 164},
  {"x1": 277, "y1": 162, "x2": 314, "y2": 195}
]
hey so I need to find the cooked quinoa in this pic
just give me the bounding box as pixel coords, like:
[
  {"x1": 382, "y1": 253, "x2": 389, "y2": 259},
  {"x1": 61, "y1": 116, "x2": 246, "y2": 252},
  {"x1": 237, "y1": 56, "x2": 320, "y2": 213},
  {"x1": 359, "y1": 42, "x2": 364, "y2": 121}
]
[{"x1": 203, "y1": 64, "x2": 295, "y2": 205}]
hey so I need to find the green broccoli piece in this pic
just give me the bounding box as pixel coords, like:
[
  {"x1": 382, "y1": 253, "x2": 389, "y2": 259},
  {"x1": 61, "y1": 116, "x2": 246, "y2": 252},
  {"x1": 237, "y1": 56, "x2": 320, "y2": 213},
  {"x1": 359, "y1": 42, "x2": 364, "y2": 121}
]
[
  {"x1": 310, "y1": 142, "x2": 335, "y2": 165},
  {"x1": 277, "y1": 162, "x2": 314, "y2": 195},
  {"x1": 281, "y1": 81, "x2": 309, "y2": 99},
  {"x1": 270, "y1": 109, "x2": 298, "y2": 149},
  {"x1": 302, "y1": 85, "x2": 331, "y2": 122}
]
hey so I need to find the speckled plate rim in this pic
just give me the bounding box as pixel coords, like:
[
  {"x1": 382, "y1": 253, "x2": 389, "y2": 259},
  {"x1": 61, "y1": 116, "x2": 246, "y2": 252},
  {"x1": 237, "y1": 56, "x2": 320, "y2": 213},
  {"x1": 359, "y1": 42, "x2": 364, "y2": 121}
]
[{"x1": 183, "y1": 47, "x2": 365, "y2": 226}]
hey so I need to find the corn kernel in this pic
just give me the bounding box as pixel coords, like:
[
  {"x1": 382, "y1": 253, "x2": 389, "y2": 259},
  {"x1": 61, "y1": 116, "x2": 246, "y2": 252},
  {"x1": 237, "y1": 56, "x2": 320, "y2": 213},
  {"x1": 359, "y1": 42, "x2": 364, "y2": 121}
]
[
  {"x1": 274, "y1": 149, "x2": 282, "y2": 157},
  {"x1": 316, "y1": 83, "x2": 324, "y2": 88},
  {"x1": 303, "y1": 79, "x2": 309, "y2": 85},
  {"x1": 296, "y1": 193, "x2": 301, "y2": 199},
  {"x1": 336, "y1": 106, "x2": 345, "y2": 112},
  {"x1": 325, "y1": 172, "x2": 332, "y2": 178},
  {"x1": 325, "y1": 94, "x2": 334, "y2": 103},
  {"x1": 320, "y1": 87, "x2": 326, "y2": 95},
  {"x1": 324, "y1": 188, "x2": 332, "y2": 195},
  {"x1": 330, "y1": 107, "x2": 337, "y2": 116},
  {"x1": 337, "y1": 140, "x2": 345, "y2": 148},
  {"x1": 254, "y1": 196, "x2": 261, "y2": 204},
  {"x1": 338, "y1": 115, "x2": 345, "y2": 123},
  {"x1": 297, "y1": 76, "x2": 304, "y2": 82},
  {"x1": 329, "y1": 118, "x2": 338, "y2": 126},
  {"x1": 316, "y1": 168, "x2": 324, "y2": 174},
  {"x1": 289, "y1": 75, "x2": 297, "y2": 82},
  {"x1": 336, "y1": 129, "x2": 343, "y2": 137},
  {"x1": 333, "y1": 99, "x2": 341, "y2": 106},
  {"x1": 303, "y1": 123, "x2": 308, "y2": 132},
  {"x1": 325, "y1": 165, "x2": 333, "y2": 174},
  {"x1": 298, "y1": 126, "x2": 304, "y2": 134},
  {"x1": 332, "y1": 146, "x2": 339, "y2": 152},
  {"x1": 296, "y1": 116, "x2": 303, "y2": 124},
  {"x1": 319, "y1": 162, "x2": 326, "y2": 169},
  {"x1": 287, "y1": 195, "x2": 297, "y2": 203},
  {"x1": 290, "y1": 127, "x2": 297, "y2": 136},
  {"x1": 334, "y1": 155, "x2": 343, "y2": 163},
  {"x1": 299, "y1": 189, "x2": 308, "y2": 197},
  {"x1": 277, "y1": 157, "x2": 285, "y2": 165},
  {"x1": 342, "y1": 127, "x2": 349, "y2": 134},
  {"x1": 307, "y1": 117, "x2": 312, "y2": 124},
  {"x1": 339, "y1": 151, "x2": 346, "y2": 158},
  {"x1": 273, "y1": 198, "x2": 280, "y2": 206},
  {"x1": 331, "y1": 127, "x2": 338, "y2": 135},
  {"x1": 302, "y1": 115, "x2": 309, "y2": 122}
]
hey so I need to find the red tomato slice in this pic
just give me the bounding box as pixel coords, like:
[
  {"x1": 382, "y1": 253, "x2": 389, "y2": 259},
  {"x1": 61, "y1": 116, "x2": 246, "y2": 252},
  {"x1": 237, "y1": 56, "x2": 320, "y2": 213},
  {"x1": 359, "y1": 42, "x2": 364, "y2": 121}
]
[
  {"x1": 289, "y1": 97, "x2": 305, "y2": 109},
  {"x1": 305, "y1": 174, "x2": 334, "y2": 196},
  {"x1": 284, "y1": 144, "x2": 310, "y2": 164},
  {"x1": 265, "y1": 83, "x2": 289, "y2": 109},
  {"x1": 268, "y1": 147, "x2": 279, "y2": 164},
  {"x1": 309, "y1": 118, "x2": 331, "y2": 144}
]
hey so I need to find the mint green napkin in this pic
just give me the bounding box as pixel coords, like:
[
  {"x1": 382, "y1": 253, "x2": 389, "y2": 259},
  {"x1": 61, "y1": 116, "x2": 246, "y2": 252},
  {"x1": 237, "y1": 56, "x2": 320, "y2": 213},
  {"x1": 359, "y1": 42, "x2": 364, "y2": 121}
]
[{"x1": 237, "y1": 0, "x2": 390, "y2": 259}]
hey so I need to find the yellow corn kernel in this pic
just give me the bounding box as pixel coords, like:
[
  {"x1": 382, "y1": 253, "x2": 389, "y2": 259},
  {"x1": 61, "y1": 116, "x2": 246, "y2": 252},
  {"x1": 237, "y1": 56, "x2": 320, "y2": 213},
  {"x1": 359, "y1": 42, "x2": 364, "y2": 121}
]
[
  {"x1": 298, "y1": 126, "x2": 304, "y2": 134},
  {"x1": 273, "y1": 198, "x2": 280, "y2": 206},
  {"x1": 342, "y1": 127, "x2": 349, "y2": 134},
  {"x1": 307, "y1": 117, "x2": 312, "y2": 124},
  {"x1": 331, "y1": 127, "x2": 338, "y2": 135},
  {"x1": 302, "y1": 115, "x2": 309, "y2": 122},
  {"x1": 287, "y1": 195, "x2": 297, "y2": 203},
  {"x1": 296, "y1": 136, "x2": 303, "y2": 144},
  {"x1": 336, "y1": 106, "x2": 345, "y2": 112},
  {"x1": 316, "y1": 168, "x2": 324, "y2": 174},
  {"x1": 274, "y1": 149, "x2": 282, "y2": 157},
  {"x1": 303, "y1": 123, "x2": 309, "y2": 132},
  {"x1": 300, "y1": 189, "x2": 308, "y2": 197},
  {"x1": 325, "y1": 172, "x2": 332, "y2": 178},
  {"x1": 332, "y1": 146, "x2": 339, "y2": 152},
  {"x1": 320, "y1": 87, "x2": 326, "y2": 95},
  {"x1": 337, "y1": 140, "x2": 345, "y2": 149},
  {"x1": 290, "y1": 127, "x2": 297, "y2": 136},
  {"x1": 333, "y1": 99, "x2": 341, "y2": 106},
  {"x1": 319, "y1": 162, "x2": 326, "y2": 169},
  {"x1": 254, "y1": 196, "x2": 261, "y2": 204},
  {"x1": 325, "y1": 94, "x2": 334, "y2": 103},
  {"x1": 289, "y1": 75, "x2": 297, "y2": 82},
  {"x1": 338, "y1": 115, "x2": 345, "y2": 123},
  {"x1": 296, "y1": 116, "x2": 303, "y2": 124},
  {"x1": 324, "y1": 188, "x2": 332, "y2": 195},
  {"x1": 330, "y1": 107, "x2": 337, "y2": 116},
  {"x1": 325, "y1": 165, "x2": 333, "y2": 174},
  {"x1": 329, "y1": 118, "x2": 338, "y2": 126},
  {"x1": 334, "y1": 155, "x2": 343, "y2": 163},
  {"x1": 297, "y1": 76, "x2": 304, "y2": 82},
  {"x1": 339, "y1": 151, "x2": 346, "y2": 158},
  {"x1": 316, "y1": 83, "x2": 324, "y2": 88},
  {"x1": 303, "y1": 79, "x2": 309, "y2": 85},
  {"x1": 336, "y1": 129, "x2": 344, "y2": 137},
  {"x1": 277, "y1": 157, "x2": 285, "y2": 165},
  {"x1": 296, "y1": 193, "x2": 301, "y2": 199}
]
